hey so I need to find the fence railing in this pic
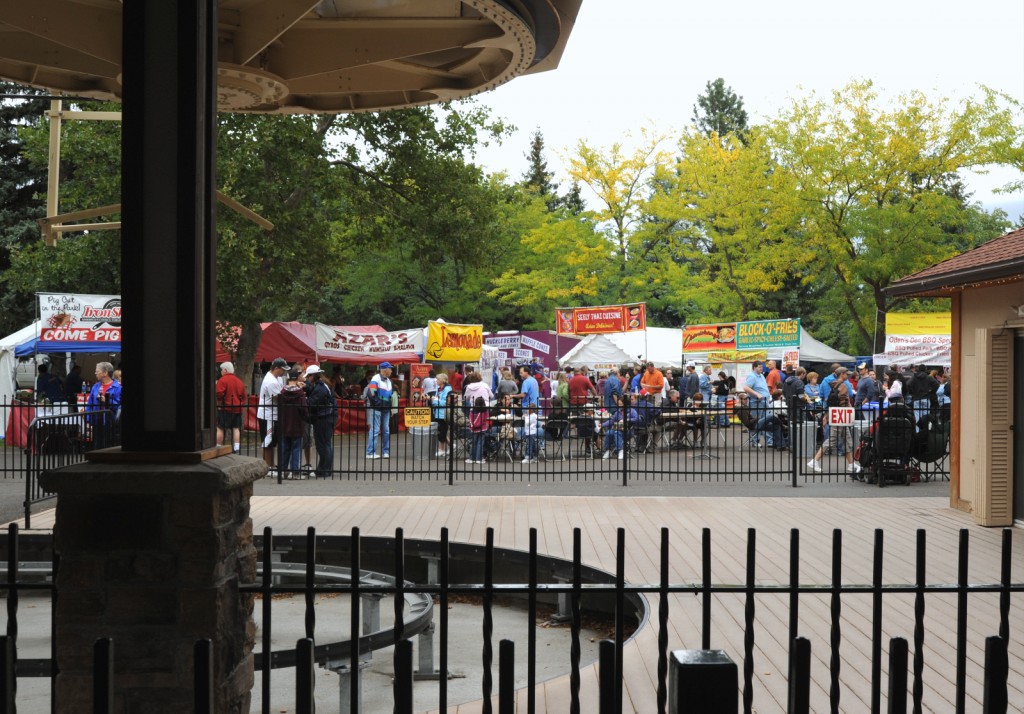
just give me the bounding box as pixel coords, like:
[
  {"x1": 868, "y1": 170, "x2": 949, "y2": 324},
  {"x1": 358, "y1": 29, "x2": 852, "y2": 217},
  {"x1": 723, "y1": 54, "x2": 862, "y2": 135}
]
[
  {"x1": 0, "y1": 522, "x2": 1017, "y2": 713},
  {"x1": 234, "y1": 397, "x2": 951, "y2": 485}
]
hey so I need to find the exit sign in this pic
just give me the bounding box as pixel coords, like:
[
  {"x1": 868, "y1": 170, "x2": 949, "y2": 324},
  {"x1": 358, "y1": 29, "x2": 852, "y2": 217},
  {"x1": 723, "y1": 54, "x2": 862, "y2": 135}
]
[{"x1": 829, "y1": 407, "x2": 855, "y2": 426}]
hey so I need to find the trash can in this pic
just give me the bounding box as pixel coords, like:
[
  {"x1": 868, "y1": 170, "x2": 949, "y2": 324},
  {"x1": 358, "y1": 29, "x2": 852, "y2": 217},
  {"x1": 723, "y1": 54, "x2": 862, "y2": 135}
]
[
  {"x1": 800, "y1": 419, "x2": 819, "y2": 473},
  {"x1": 410, "y1": 423, "x2": 438, "y2": 461}
]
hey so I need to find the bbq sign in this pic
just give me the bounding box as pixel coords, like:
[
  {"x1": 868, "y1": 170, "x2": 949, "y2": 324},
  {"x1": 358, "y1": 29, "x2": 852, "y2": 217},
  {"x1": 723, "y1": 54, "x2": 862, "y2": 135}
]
[{"x1": 38, "y1": 293, "x2": 121, "y2": 343}]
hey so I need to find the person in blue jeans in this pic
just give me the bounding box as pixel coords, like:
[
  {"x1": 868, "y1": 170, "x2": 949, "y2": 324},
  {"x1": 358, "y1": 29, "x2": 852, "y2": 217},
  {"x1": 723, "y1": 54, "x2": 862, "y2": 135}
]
[
  {"x1": 365, "y1": 362, "x2": 395, "y2": 459},
  {"x1": 600, "y1": 395, "x2": 639, "y2": 460},
  {"x1": 741, "y1": 360, "x2": 771, "y2": 447}
]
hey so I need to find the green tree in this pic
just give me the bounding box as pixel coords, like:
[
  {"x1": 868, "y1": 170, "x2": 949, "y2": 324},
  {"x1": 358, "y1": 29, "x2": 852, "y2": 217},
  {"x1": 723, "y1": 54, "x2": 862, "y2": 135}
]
[
  {"x1": 523, "y1": 129, "x2": 559, "y2": 209},
  {"x1": 0, "y1": 84, "x2": 50, "y2": 333},
  {"x1": 692, "y1": 78, "x2": 749, "y2": 143},
  {"x1": 765, "y1": 80, "x2": 1011, "y2": 353}
]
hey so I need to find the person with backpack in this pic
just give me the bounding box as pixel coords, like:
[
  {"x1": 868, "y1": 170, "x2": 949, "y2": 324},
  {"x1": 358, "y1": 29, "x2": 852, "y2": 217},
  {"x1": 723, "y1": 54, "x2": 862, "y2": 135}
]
[
  {"x1": 467, "y1": 396, "x2": 490, "y2": 464},
  {"x1": 278, "y1": 379, "x2": 309, "y2": 478},
  {"x1": 304, "y1": 365, "x2": 337, "y2": 478}
]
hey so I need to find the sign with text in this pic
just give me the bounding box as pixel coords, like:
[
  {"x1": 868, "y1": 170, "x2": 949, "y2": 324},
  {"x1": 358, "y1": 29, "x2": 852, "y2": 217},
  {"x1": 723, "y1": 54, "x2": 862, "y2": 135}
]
[
  {"x1": 556, "y1": 303, "x2": 646, "y2": 335},
  {"x1": 879, "y1": 334, "x2": 952, "y2": 366},
  {"x1": 485, "y1": 335, "x2": 520, "y2": 349},
  {"x1": 38, "y1": 293, "x2": 121, "y2": 343},
  {"x1": 736, "y1": 319, "x2": 800, "y2": 351},
  {"x1": 828, "y1": 407, "x2": 855, "y2": 426},
  {"x1": 513, "y1": 348, "x2": 533, "y2": 359},
  {"x1": 409, "y1": 363, "x2": 433, "y2": 407},
  {"x1": 519, "y1": 334, "x2": 550, "y2": 354},
  {"x1": 315, "y1": 323, "x2": 422, "y2": 363},
  {"x1": 404, "y1": 407, "x2": 432, "y2": 428},
  {"x1": 782, "y1": 350, "x2": 800, "y2": 371},
  {"x1": 426, "y1": 321, "x2": 483, "y2": 362},
  {"x1": 886, "y1": 313, "x2": 951, "y2": 336}
]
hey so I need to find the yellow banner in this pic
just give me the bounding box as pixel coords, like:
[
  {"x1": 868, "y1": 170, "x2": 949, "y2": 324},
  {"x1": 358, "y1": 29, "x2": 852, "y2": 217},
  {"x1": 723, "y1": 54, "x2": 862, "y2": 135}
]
[
  {"x1": 707, "y1": 350, "x2": 767, "y2": 363},
  {"x1": 886, "y1": 313, "x2": 951, "y2": 335},
  {"x1": 426, "y1": 321, "x2": 483, "y2": 362},
  {"x1": 404, "y1": 407, "x2": 432, "y2": 428}
]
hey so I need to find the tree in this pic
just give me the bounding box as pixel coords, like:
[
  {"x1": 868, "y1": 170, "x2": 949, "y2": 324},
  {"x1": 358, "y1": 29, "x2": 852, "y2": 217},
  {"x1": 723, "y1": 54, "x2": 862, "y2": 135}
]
[
  {"x1": 764, "y1": 80, "x2": 1011, "y2": 353},
  {"x1": 0, "y1": 85, "x2": 51, "y2": 333},
  {"x1": 692, "y1": 78, "x2": 749, "y2": 143},
  {"x1": 522, "y1": 129, "x2": 559, "y2": 209}
]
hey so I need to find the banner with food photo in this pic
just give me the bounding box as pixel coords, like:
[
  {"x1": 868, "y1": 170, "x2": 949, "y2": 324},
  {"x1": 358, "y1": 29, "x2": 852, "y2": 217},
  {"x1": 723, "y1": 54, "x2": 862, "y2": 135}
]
[
  {"x1": 565, "y1": 303, "x2": 646, "y2": 335},
  {"x1": 38, "y1": 292, "x2": 121, "y2": 343},
  {"x1": 556, "y1": 308, "x2": 576, "y2": 335},
  {"x1": 409, "y1": 363, "x2": 433, "y2": 407},
  {"x1": 682, "y1": 323, "x2": 737, "y2": 353},
  {"x1": 426, "y1": 321, "x2": 483, "y2": 362}
]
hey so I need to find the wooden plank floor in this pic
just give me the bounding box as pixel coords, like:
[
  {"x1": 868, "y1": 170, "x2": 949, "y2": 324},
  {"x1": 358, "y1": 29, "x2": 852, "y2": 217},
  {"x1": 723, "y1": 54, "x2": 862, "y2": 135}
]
[{"x1": 20, "y1": 496, "x2": 1024, "y2": 712}]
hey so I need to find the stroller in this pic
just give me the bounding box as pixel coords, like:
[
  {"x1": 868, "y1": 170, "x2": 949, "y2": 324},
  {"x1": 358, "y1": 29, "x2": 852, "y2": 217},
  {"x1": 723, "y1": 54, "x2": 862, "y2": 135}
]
[
  {"x1": 911, "y1": 414, "x2": 951, "y2": 481},
  {"x1": 866, "y1": 410, "x2": 916, "y2": 487}
]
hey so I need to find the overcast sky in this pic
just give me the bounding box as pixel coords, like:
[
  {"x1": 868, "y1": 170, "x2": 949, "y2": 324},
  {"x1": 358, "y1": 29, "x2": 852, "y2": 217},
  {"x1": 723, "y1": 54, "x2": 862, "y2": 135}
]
[{"x1": 471, "y1": 0, "x2": 1024, "y2": 220}]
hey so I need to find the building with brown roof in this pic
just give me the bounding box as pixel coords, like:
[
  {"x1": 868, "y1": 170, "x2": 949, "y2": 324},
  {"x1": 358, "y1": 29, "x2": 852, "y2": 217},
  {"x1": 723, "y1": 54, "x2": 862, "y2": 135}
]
[{"x1": 888, "y1": 226, "x2": 1024, "y2": 526}]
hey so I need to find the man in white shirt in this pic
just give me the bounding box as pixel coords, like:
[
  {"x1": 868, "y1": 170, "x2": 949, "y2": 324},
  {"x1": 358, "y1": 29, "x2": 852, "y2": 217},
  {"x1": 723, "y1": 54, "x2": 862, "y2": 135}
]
[{"x1": 256, "y1": 357, "x2": 289, "y2": 475}]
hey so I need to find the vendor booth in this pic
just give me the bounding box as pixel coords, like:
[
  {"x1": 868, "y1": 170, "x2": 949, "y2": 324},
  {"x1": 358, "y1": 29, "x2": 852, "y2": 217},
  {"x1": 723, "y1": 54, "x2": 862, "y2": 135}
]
[
  {"x1": 483, "y1": 330, "x2": 579, "y2": 371},
  {"x1": 256, "y1": 321, "x2": 386, "y2": 364},
  {"x1": 559, "y1": 327, "x2": 684, "y2": 369}
]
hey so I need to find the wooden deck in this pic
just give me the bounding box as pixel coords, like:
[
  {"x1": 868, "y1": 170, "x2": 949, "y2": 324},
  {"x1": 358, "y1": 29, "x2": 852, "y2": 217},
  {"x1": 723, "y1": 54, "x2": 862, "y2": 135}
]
[{"x1": 22, "y1": 496, "x2": 1024, "y2": 712}]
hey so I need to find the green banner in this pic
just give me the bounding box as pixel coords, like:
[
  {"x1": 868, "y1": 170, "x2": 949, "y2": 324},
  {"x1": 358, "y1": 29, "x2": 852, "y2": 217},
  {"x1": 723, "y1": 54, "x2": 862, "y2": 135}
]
[{"x1": 736, "y1": 319, "x2": 800, "y2": 350}]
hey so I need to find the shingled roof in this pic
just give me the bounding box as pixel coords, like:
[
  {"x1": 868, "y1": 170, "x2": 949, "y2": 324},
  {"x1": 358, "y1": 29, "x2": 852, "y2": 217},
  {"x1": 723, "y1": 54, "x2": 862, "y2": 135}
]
[{"x1": 887, "y1": 227, "x2": 1024, "y2": 296}]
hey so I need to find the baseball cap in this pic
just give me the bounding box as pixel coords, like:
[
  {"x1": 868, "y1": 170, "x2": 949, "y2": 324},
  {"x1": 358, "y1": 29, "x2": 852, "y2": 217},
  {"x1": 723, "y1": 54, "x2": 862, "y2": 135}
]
[
  {"x1": 857, "y1": 362, "x2": 868, "y2": 370},
  {"x1": 304, "y1": 364, "x2": 324, "y2": 377},
  {"x1": 271, "y1": 357, "x2": 288, "y2": 370},
  {"x1": 379, "y1": 361, "x2": 393, "y2": 370},
  {"x1": 685, "y1": 361, "x2": 696, "y2": 368}
]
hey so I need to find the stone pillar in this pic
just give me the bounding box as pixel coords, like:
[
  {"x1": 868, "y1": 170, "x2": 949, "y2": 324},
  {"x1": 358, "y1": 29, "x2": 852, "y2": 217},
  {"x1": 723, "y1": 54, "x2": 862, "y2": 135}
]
[{"x1": 40, "y1": 453, "x2": 264, "y2": 713}]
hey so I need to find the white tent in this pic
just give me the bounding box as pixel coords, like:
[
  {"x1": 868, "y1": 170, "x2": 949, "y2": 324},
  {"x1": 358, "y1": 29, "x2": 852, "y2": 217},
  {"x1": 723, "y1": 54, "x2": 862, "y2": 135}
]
[
  {"x1": 560, "y1": 326, "x2": 852, "y2": 369},
  {"x1": 0, "y1": 321, "x2": 42, "y2": 438},
  {"x1": 559, "y1": 327, "x2": 682, "y2": 369}
]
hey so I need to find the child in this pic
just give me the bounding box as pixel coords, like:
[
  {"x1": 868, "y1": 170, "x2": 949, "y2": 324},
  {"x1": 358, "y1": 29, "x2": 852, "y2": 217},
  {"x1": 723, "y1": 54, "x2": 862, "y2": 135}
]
[
  {"x1": 467, "y1": 396, "x2": 490, "y2": 464},
  {"x1": 521, "y1": 403, "x2": 540, "y2": 464}
]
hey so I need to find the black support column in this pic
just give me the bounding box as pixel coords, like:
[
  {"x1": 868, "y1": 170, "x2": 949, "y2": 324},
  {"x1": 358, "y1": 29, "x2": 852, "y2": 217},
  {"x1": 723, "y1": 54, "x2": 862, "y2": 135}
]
[{"x1": 120, "y1": 0, "x2": 216, "y2": 452}]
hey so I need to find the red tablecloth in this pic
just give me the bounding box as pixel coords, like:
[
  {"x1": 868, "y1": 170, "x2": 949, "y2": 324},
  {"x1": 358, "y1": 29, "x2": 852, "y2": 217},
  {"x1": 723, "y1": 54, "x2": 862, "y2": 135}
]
[
  {"x1": 5, "y1": 401, "x2": 35, "y2": 449},
  {"x1": 242, "y1": 396, "x2": 407, "y2": 435}
]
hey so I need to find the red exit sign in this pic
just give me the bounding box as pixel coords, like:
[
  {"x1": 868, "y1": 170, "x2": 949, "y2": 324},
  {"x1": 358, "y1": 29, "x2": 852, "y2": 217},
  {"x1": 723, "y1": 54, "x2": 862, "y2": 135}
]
[{"x1": 829, "y1": 407, "x2": 855, "y2": 426}]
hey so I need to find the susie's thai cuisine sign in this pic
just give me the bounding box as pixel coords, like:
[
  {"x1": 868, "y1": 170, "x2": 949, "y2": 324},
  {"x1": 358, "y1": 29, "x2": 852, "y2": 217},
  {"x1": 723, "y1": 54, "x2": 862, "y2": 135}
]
[
  {"x1": 315, "y1": 323, "x2": 423, "y2": 362},
  {"x1": 38, "y1": 293, "x2": 121, "y2": 343}
]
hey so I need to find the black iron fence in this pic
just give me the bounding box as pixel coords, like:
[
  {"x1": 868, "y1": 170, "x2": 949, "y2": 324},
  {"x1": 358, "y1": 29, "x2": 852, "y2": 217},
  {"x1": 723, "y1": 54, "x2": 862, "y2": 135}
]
[
  {"x1": 236, "y1": 397, "x2": 950, "y2": 485},
  {"x1": 0, "y1": 523, "x2": 1018, "y2": 712}
]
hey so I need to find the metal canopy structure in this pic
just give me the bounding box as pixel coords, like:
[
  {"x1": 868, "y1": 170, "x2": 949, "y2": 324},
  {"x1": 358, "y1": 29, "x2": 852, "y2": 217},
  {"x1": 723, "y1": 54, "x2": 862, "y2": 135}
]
[{"x1": 0, "y1": 0, "x2": 582, "y2": 113}]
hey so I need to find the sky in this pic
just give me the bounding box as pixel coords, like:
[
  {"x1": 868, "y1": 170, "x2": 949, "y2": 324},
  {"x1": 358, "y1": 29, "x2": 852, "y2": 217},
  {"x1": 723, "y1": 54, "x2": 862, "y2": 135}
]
[{"x1": 471, "y1": 0, "x2": 1024, "y2": 220}]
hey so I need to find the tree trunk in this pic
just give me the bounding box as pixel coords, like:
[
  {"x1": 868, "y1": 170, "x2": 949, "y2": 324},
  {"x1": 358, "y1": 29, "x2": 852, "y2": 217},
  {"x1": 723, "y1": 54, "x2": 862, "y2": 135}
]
[{"x1": 235, "y1": 320, "x2": 264, "y2": 395}]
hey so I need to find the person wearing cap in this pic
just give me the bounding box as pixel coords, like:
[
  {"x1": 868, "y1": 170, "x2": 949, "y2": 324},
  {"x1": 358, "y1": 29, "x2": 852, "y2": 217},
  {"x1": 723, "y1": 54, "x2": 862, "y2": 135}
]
[
  {"x1": 853, "y1": 362, "x2": 879, "y2": 416},
  {"x1": 215, "y1": 361, "x2": 246, "y2": 454},
  {"x1": 365, "y1": 362, "x2": 395, "y2": 459},
  {"x1": 304, "y1": 364, "x2": 337, "y2": 478},
  {"x1": 256, "y1": 357, "x2": 289, "y2": 476}
]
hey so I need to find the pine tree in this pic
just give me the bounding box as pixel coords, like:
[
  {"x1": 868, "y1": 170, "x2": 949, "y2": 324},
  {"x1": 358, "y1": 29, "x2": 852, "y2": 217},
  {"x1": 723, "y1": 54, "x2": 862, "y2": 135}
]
[
  {"x1": 692, "y1": 78, "x2": 749, "y2": 143},
  {"x1": 522, "y1": 129, "x2": 559, "y2": 210}
]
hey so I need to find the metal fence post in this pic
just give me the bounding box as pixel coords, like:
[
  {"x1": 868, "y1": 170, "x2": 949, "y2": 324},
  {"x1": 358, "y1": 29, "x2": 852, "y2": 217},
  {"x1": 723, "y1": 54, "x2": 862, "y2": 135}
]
[
  {"x1": 394, "y1": 639, "x2": 414, "y2": 714},
  {"x1": 599, "y1": 639, "x2": 618, "y2": 714},
  {"x1": 194, "y1": 638, "x2": 213, "y2": 714},
  {"x1": 887, "y1": 637, "x2": 908, "y2": 714},
  {"x1": 0, "y1": 636, "x2": 15, "y2": 714},
  {"x1": 296, "y1": 637, "x2": 315, "y2": 714},
  {"x1": 499, "y1": 639, "x2": 514, "y2": 714},
  {"x1": 93, "y1": 637, "x2": 113, "y2": 714},
  {"x1": 668, "y1": 650, "x2": 738, "y2": 714},
  {"x1": 982, "y1": 635, "x2": 1008, "y2": 714},
  {"x1": 788, "y1": 637, "x2": 810, "y2": 714}
]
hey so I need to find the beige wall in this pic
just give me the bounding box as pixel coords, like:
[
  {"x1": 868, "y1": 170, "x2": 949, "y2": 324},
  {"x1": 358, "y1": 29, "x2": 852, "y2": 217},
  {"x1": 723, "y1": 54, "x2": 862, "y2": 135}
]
[{"x1": 959, "y1": 281, "x2": 1024, "y2": 519}]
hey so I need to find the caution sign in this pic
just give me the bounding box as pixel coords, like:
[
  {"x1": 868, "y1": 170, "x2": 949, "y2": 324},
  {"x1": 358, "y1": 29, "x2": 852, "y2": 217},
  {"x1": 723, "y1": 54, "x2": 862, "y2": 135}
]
[{"x1": 404, "y1": 407, "x2": 432, "y2": 428}]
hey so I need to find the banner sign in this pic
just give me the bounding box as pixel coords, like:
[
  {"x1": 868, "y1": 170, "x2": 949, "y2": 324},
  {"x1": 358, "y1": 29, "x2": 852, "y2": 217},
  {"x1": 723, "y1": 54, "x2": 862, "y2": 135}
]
[
  {"x1": 886, "y1": 313, "x2": 951, "y2": 336},
  {"x1": 519, "y1": 335, "x2": 550, "y2": 354},
  {"x1": 426, "y1": 321, "x2": 483, "y2": 362},
  {"x1": 736, "y1": 319, "x2": 800, "y2": 350},
  {"x1": 409, "y1": 363, "x2": 433, "y2": 407},
  {"x1": 706, "y1": 350, "x2": 766, "y2": 363},
  {"x1": 876, "y1": 334, "x2": 952, "y2": 366},
  {"x1": 513, "y1": 348, "x2": 533, "y2": 359},
  {"x1": 485, "y1": 336, "x2": 520, "y2": 349},
  {"x1": 404, "y1": 407, "x2": 432, "y2": 428},
  {"x1": 829, "y1": 407, "x2": 856, "y2": 426},
  {"x1": 38, "y1": 293, "x2": 121, "y2": 343},
  {"x1": 556, "y1": 303, "x2": 646, "y2": 335},
  {"x1": 315, "y1": 323, "x2": 422, "y2": 361},
  {"x1": 782, "y1": 350, "x2": 800, "y2": 371},
  {"x1": 683, "y1": 323, "x2": 737, "y2": 352}
]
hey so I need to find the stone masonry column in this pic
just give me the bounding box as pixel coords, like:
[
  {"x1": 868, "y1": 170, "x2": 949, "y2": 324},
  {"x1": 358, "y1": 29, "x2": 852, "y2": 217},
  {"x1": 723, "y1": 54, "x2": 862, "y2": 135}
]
[{"x1": 40, "y1": 454, "x2": 264, "y2": 713}]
